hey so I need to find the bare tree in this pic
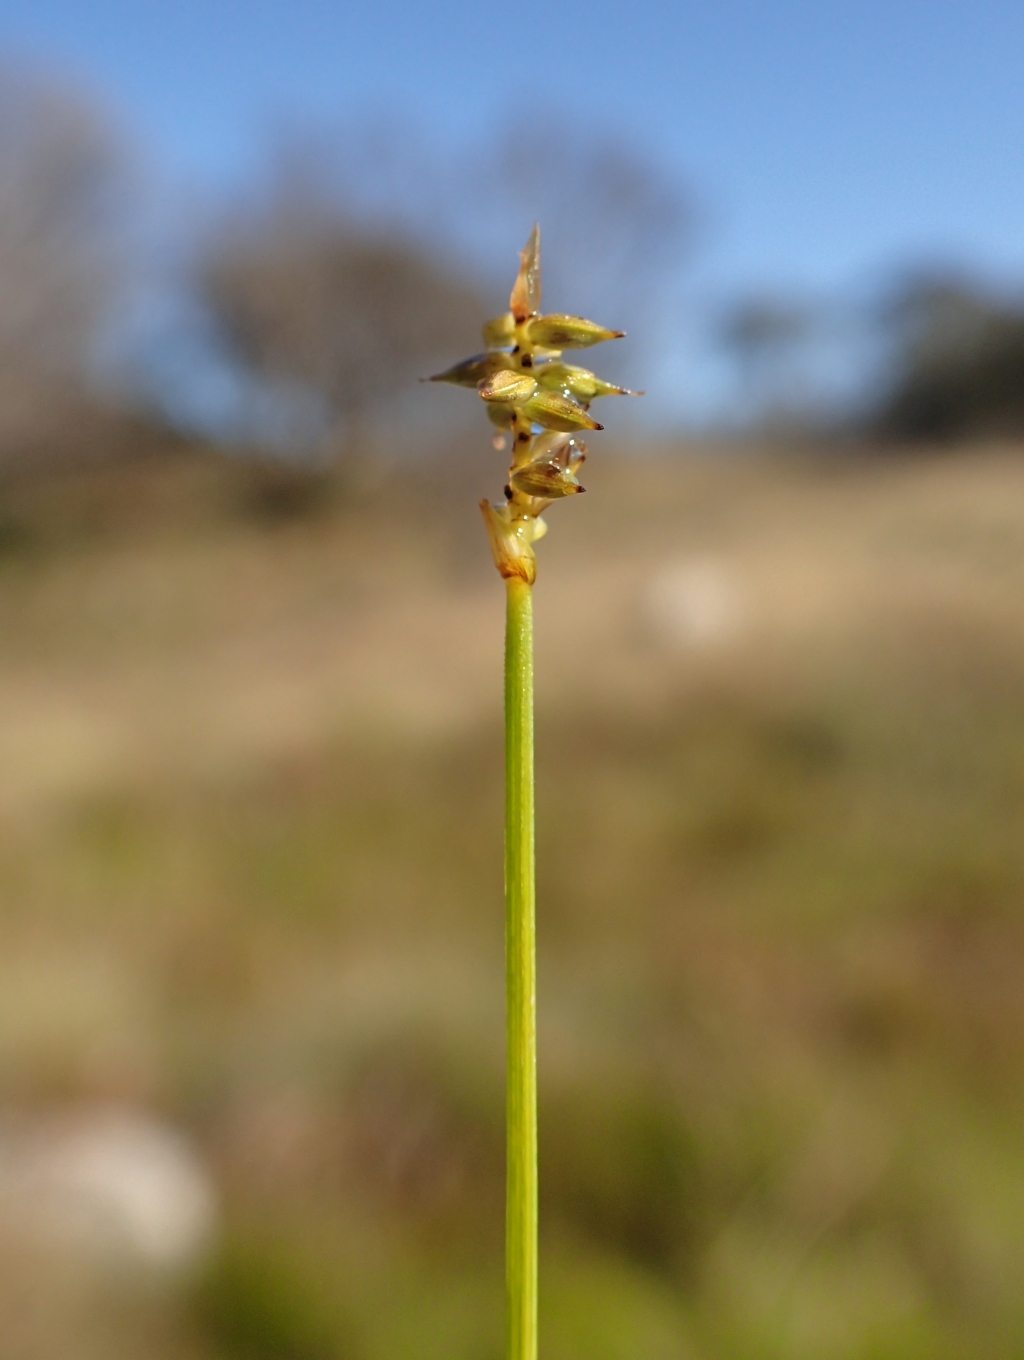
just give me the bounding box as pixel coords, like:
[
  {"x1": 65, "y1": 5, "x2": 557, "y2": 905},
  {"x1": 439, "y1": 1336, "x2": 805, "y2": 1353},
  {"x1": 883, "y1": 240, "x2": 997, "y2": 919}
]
[
  {"x1": 874, "y1": 272, "x2": 1024, "y2": 440},
  {"x1": 0, "y1": 69, "x2": 125, "y2": 458},
  {"x1": 720, "y1": 295, "x2": 815, "y2": 425},
  {"x1": 227, "y1": 120, "x2": 692, "y2": 400},
  {"x1": 199, "y1": 170, "x2": 485, "y2": 466}
]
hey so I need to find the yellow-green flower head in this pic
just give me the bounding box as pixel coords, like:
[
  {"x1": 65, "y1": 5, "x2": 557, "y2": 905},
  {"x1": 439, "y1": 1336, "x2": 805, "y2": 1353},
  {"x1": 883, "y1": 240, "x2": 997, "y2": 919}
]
[
  {"x1": 512, "y1": 432, "x2": 587, "y2": 499},
  {"x1": 427, "y1": 352, "x2": 517, "y2": 387},
  {"x1": 478, "y1": 372, "x2": 602, "y2": 432},
  {"x1": 534, "y1": 362, "x2": 641, "y2": 403},
  {"x1": 517, "y1": 390, "x2": 602, "y2": 432},
  {"x1": 528, "y1": 431, "x2": 587, "y2": 474},
  {"x1": 429, "y1": 224, "x2": 638, "y2": 581},
  {"x1": 524, "y1": 314, "x2": 625, "y2": 350},
  {"x1": 479, "y1": 370, "x2": 538, "y2": 404},
  {"x1": 511, "y1": 459, "x2": 585, "y2": 499}
]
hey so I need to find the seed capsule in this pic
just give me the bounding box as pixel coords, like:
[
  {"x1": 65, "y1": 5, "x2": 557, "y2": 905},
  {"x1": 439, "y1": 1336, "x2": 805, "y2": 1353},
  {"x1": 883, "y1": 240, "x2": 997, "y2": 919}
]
[
  {"x1": 525, "y1": 314, "x2": 625, "y2": 350},
  {"x1": 483, "y1": 312, "x2": 515, "y2": 348},
  {"x1": 479, "y1": 370, "x2": 538, "y2": 404},
  {"x1": 427, "y1": 352, "x2": 516, "y2": 387},
  {"x1": 534, "y1": 362, "x2": 639, "y2": 402},
  {"x1": 518, "y1": 390, "x2": 603, "y2": 432}
]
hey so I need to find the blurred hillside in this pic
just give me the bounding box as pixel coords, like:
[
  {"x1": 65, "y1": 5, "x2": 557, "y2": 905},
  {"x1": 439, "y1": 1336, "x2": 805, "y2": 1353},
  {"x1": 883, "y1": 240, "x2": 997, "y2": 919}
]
[
  {"x1": 4, "y1": 43, "x2": 1024, "y2": 1360},
  {"x1": 5, "y1": 61, "x2": 1024, "y2": 460},
  {"x1": 0, "y1": 441, "x2": 1023, "y2": 1358}
]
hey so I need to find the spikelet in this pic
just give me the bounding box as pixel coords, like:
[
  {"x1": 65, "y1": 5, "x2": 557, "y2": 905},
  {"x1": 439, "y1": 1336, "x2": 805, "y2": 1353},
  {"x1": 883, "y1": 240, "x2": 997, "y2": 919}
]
[{"x1": 429, "y1": 225, "x2": 634, "y2": 580}]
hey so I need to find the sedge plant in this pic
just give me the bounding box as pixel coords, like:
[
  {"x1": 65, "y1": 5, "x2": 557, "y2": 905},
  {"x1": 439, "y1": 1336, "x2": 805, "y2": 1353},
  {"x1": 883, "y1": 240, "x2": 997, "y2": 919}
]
[{"x1": 429, "y1": 225, "x2": 637, "y2": 1360}]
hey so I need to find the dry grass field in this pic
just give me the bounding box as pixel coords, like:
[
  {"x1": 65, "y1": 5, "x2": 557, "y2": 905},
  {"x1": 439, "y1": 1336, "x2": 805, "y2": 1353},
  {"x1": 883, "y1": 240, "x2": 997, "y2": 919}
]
[{"x1": 0, "y1": 442, "x2": 1023, "y2": 1360}]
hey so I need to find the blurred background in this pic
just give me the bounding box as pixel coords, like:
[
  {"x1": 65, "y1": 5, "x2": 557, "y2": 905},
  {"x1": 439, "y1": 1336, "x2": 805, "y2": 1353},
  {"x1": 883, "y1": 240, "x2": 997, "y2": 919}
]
[{"x1": 1, "y1": 2, "x2": 1024, "y2": 1357}]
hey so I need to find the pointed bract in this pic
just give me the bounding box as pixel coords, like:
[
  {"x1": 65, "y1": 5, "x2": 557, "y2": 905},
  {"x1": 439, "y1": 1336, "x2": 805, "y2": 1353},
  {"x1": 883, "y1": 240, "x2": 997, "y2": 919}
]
[
  {"x1": 510, "y1": 224, "x2": 541, "y2": 323},
  {"x1": 519, "y1": 389, "x2": 603, "y2": 432},
  {"x1": 428, "y1": 352, "x2": 518, "y2": 387},
  {"x1": 525, "y1": 314, "x2": 624, "y2": 350},
  {"x1": 534, "y1": 362, "x2": 639, "y2": 402}
]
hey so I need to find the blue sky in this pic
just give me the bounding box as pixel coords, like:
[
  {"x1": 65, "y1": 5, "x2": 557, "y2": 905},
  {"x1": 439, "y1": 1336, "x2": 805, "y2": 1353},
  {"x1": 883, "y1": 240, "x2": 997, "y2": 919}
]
[{"x1": 4, "y1": 0, "x2": 1024, "y2": 419}]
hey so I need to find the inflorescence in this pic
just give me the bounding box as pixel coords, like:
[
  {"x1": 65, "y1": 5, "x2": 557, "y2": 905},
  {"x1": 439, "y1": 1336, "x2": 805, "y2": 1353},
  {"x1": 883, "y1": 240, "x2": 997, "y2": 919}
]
[{"x1": 428, "y1": 225, "x2": 639, "y2": 583}]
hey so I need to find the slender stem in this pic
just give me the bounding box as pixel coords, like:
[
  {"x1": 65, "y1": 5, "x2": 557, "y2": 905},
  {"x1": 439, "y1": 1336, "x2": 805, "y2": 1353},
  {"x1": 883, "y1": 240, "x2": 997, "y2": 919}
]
[{"x1": 504, "y1": 574, "x2": 537, "y2": 1360}]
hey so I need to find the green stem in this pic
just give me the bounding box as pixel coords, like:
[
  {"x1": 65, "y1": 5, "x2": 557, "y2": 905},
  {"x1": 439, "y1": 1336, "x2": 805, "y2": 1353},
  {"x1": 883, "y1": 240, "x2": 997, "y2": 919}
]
[{"x1": 504, "y1": 574, "x2": 537, "y2": 1360}]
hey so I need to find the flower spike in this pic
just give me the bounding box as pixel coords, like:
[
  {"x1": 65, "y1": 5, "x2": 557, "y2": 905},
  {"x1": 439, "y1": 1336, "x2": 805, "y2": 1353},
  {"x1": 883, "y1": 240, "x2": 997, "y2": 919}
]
[
  {"x1": 429, "y1": 231, "x2": 642, "y2": 1360},
  {"x1": 429, "y1": 225, "x2": 637, "y2": 581}
]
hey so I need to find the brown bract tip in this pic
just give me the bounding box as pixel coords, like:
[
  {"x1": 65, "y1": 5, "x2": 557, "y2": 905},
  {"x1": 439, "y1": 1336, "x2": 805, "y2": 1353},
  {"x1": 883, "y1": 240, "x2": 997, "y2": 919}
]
[{"x1": 510, "y1": 223, "x2": 541, "y2": 324}]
